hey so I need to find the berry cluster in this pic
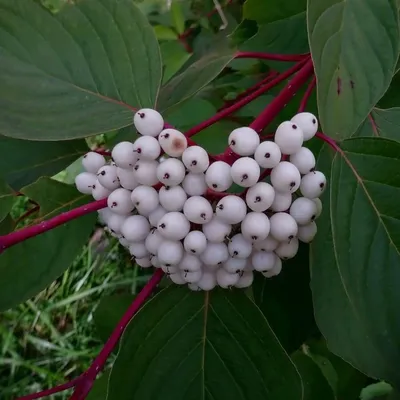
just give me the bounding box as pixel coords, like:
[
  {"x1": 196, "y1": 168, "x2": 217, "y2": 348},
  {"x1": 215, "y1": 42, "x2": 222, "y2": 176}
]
[{"x1": 75, "y1": 108, "x2": 326, "y2": 291}]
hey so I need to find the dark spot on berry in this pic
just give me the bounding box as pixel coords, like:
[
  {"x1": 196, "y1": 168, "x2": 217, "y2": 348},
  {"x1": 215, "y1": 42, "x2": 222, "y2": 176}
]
[
  {"x1": 319, "y1": 182, "x2": 325, "y2": 189},
  {"x1": 251, "y1": 235, "x2": 258, "y2": 241},
  {"x1": 311, "y1": 215, "x2": 316, "y2": 221},
  {"x1": 292, "y1": 124, "x2": 297, "y2": 130},
  {"x1": 184, "y1": 269, "x2": 189, "y2": 273},
  {"x1": 165, "y1": 263, "x2": 171, "y2": 267},
  {"x1": 255, "y1": 196, "x2": 261, "y2": 203},
  {"x1": 99, "y1": 170, "x2": 106, "y2": 176},
  {"x1": 264, "y1": 152, "x2": 271, "y2": 158},
  {"x1": 111, "y1": 201, "x2": 117, "y2": 208},
  {"x1": 233, "y1": 251, "x2": 238, "y2": 256},
  {"x1": 288, "y1": 235, "x2": 294, "y2": 240},
  {"x1": 217, "y1": 261, "x2": 222, "y2": 265},
  {"x1": 138, "y1": 112, "x2": 145, "y2": 118},
  {"x1": 261, "y1": 247, "x2": 266, "y2": 252},
  {"x1": 200, "y1": 213, "x2": 206, "y2": 220},
  {"x1": 218, "y1": 204, "x2": 224, "y2": 210},
  {"x1": 110, "y1": 229, "x2": 115, "y2": 233},
  {"x1": 173, "y1": 138, "x2": 185, "y2": 150},
  {"x1": 136, "y1": 148, "x2": 142, "y2": 154},
  {"x1": 134, "y1": 165, "x2": 139, "y2": 171},
  {"x1": 310, "y1": 167, "x2": 316, "y2": 172},
  {"x1": 135, "y1": 201, "x2": 140, "y2": 206},
  {"x1": 164, "y1": 173, "x2": 170, "y2": 180},
  {"x1": 159, "y1": 223, "x2": 166, "y2": 229},
  {"x1": 289, "y1": 181, "x2": 296, "y2": 188},
  {"x1": 212, "y1": 184, "x2": 218, "y2": 189},
  {"x1": 92, "y1": 184, "x2": 97, "y2": 189},
  {"x1": 190, "y1": 249, "x2": 196, "y2": 253},
  {"x1": 312, "y1": 118, "x2": 316, "y2": 124},
  {"x1": 191, "y1": 160, "x2": 197, "y2": 166},
  {"x1": 230, "y1": 140, "x2": 236, "y2": 146},
  {"x1": 241, "y1": 174, "x2": 248, "y2": 182},
  {"x1": 83, "y1": 154, "x2": 87, "y2": 158},
  {"x1": 165, "y1": 186, "x2": 171, "y2": 191}
]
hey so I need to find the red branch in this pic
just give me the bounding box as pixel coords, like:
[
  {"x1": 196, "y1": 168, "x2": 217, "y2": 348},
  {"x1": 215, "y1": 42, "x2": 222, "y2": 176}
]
[
  {"x1": 0, "y1": 199, "x2": 107, "y2": 254},
  {"x1": 315, "y1": 132, "x2": 340, "y2": 151},
  {"x1": 69, "y1": 269, "x2": 164, "y2": 400},
  {"x1": 368, "y1": 114, "x2": 379, "y2": 137},
  {"x1": 184, "y1": 59, "x2": 308, "y2": 138},
  {"x1": 298, "y1": 75, "x2": 316, "y2": 113},
  {"x1": 93, "y1": 149, "x2": 112, "y2": 157},
  {"x1": 235, "y1": 51, "x2": 309, "y2": 63}
]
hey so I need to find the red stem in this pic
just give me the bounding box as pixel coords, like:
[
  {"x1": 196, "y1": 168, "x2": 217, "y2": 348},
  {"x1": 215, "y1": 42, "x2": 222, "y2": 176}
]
[
  {"x1": 315, "y1": 132, "x2": 340, "y2": 151},
  {"x1": 184, "y1": 59, "x2": 307, "y2": 138},
  {"x1": 250, "y1": 58, "x2": 314, "y2": 132},
  {"x1": 298, "y1": 75, "x2": 316, "y2": 113},
  {"x1": 69, "y1": 269, "x2": 165, "y2": 400},
  {"x1": 235, "y1": 51, "x2": 309, "y2": 63},
  {"x1": 16, "y1": 377, "x2": 82, "y2": 400},
  {"x1": 93, "y1": 149, "x2": 111, "y2": 157},
  {"x1": 0, "y1": 199, "x2": 107, "y2": 254},
  {"x1": 368, "y1": 114, "x2": 379, "y2": 137}
]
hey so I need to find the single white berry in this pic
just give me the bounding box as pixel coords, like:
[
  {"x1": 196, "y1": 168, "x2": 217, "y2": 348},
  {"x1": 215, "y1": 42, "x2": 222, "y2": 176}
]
[
  {"x1": 119, "y1": 236, "x2": 130, "y2": 248},
  {"x1": 291, "y1": 112, "x2": 318, "y2": 141},
  {"x1": 121, "y1": 215, "x2": 150, "y2": 241},
  {"x1": 182, "y1": 173, "x2": 208, "y2": 196},
  {"x1": 223, "y1": 257, "x2": 247, "y2": 274},
  {"x1": 133, "y1": 136, "x2": 161, "y2": 160},
  {"x1": 92, "y1": 180, "x2": 112, "y2": 200},
  {"x1": 270, "y1": 161, "x2": 301, "y2": 193},
  {"x1": 262, "y1": 256, "x2": 282, "y2": 278},
  {"x1": 290, "y1": 197, "x2": 318, "y2": 225},
  {"x1": 145, "y1": 228, "x2": 164, "y2": 255},
  {"x1": 241, "y1": 212, "x2": 270, "y2": 242},
  {"x1": 245, "y1": 182, "x2": 275, "y2": 212},
  {"x1": 135, "y1": 256, "x2": 153, "y2": 268},
  {"x1": 188, "y1": 283, "x2": 202, "y2": 291},
  {"x1": 205, "y1": 161, "x2": 232, "y2": 192},
  {"x1": 197, "y1": 271, "x2": 217, "y2": 291},
  {"x1": 183, "y1": 196, "x2": 213, "y2": 224},
  {"x1": 253, "y1": 236, "x2": 279, "y2": 252},
  {"x1": 254, "y1": 141, "x2": 281, "y2": 169},
  {"x1": 313, "y1": 198, "x2": 322, "y2": 218},
  {"x1": 150, "y1": 255, "x2": 161, "y2": 268},
  {"x1": 75, "y1": 172, "x2": 97, "y2": 194},
  {"x1": 298, "y1": 221, "x2": 317, "y2": 243},
  {"x1": 129, "y1": 242, "x2": 149, "y2": 259},
  {"x1": 275, "y1": 237, "x2": 299, "y2": 260},
  {"x1": 161, "y1": 265, "x2": 178, "y2": 274},
  {"x1": 215, "y1": 196, "x2": 247, "y2": 224},
  {"x1": 300, "y1": 171, "x2": 327, "y2": 198},
  {"x1": 289, "y1": 147, "x2": 316, "y2": 174},
  {"x1": 235, "y1": 270, "x2": 254, "y2": 288},
  {"x1": 82, "y1": 152, "x2": 106, "y2": 174},
  {"x1": 133, "y1": 108, "x2": 164, "y2": 137},
  {"x1": 130, "y1": 186, "x2": 159, "y2": 216},
  {"x1": 270, "y1": 191, "x2": 292, "y2": 212},
  {"x1": 183, "y1": 230, "x2": 207, "y2": 255},
  {"x1": 169, "y1": 272, "x2": 187, "y2": 285},
  {"x1": 252, "y1": 251, "x2": 278, "y2": 272},
  {"x1": 158, "y1": 128, "x2": 188, "y2": 157},
  {"x1": 274, "y1": 121, "x2": 304, "y2": 155},
  {"x1": 228, "y1": 127, "x2": 260, "y2": 156},
  {"x1": 107, "y1": 213, "x2": 128, "y2": 234},
  {"x1": 117, "y1": 167, "x2": 139, "y2": 190},
  {"x1": 228, "y1": 234, "x2": 252, "y2": 259},
  {"x1": 216, "y1": 268, "x2": 239, "y2": 288},
  {"x1": 243, "y1": 259, "x2": 254, "y2": 271},
  {"x1": 158, "y1": 240, "x2": 184, "y2": 265},
  {"x1": 157, "y1": 212, "x2": 190, "y2": 240},
  {"x1": 98, "y1": 208, "x2": 113, "y2": 225},
  {"x1": 200, "y1": 242, "x2": 229, "y2": 266},
  {"x1": 107, "y1": 188, "x2": 134, "y2": 215},
  {"x1": 133, "y1": 159, "x2": 159, "y2": 186},
  {"x1": 231, "y1": 157, "x2": 260, "y2": 188},
  {"x1": 182, "y1": 146, "x2": 210, "y2": 173},
  {"x1": 182, "y1": 269, "x2": 203, "y2": 284},
  {"x1": 159, "y1": 185, "x2": 187, "y2": 212},
  {"x1": 111, "y1": 142, "x2": 138, "y2": 168},
  {"x1": 202, "y1": 217, "x2": 231, "y2": 243},
  {"x1": 97, "y1": 165, "x2": 120, "y2": 190},
  {"x1": 179, "y1": 253, "x2": 203, "y2": 272},
  {"x1": 269, "y1": 212, "x2": 298, "y2": 241},
  {"x1": 148, "y1": 205, "x2": 168, "y2": 227},
  {"x1": 156, "y1": 158, "x2": 185, "y2": 186}
]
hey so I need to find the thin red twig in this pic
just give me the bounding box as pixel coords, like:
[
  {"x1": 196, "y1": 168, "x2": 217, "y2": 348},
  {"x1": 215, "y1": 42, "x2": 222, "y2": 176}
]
[
  {"x1": 298, "y1": 75, "x2": 316, "y2": 113},
  {"x1": 235, "y1": 51, "x2": 309, "y2": 63},
  {"x1": 315, "y1": 132, "x2": 340, "y2": 152},
  {"x1": 15, "y1": 205, "x2": 40, "y2": 226},
  {"x1": 93, "y1": 149, "x2": 112, "y2": 157},
  {"x1": 368, "y1": 114, "x2": 379, "y2": 137}
]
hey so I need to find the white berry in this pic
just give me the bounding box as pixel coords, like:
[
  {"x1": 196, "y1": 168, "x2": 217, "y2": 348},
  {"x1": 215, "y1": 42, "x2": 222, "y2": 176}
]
[
  {"x1": 313, "y1": 198, "x2": 323, "y2": 218},
  {"x1": 254, "y1": 141, "x2": 281, "y2": 169},
  {"x1": 158, "y1": 128, "x2": 188, "y2": 157},
  {"x1": 298, "y1": 221, "x2": 317, "y2": 243},
  {"x1": 82, "y1": 152, "x2": 106, "y2": 174},
  {"x1": 275, "y1": 237, "x2": 299, "y2": 260},
  {"x1": 182, "y1": 173, "x2": 207, "y2": 196},
  {"x1": 97, "y1": 165, "x2": 120, "y2": 190},
  {"x1": 182, "y1": 269, "x2": 203, "y2": 284},
  {"x1": 157, "y1": 212, "x2": 190, "y2": 240},
  {"x1": 228, "y1": 234, "x2": 252, "y2": 259},
  {"x1": 179, "y1": 253, "x2": 203, "y2": 272},
  {"x1": 148, "y1": 205, "x2": 167, "y2": 227},
  {"x1": 121, "y1": 215, "x2": 150, "y2": 241},
  {"x1": 133, "y1": 108, "x2": 164, "y2": 137},
  {"x1": 158, "y1": 240, "x2": 184, "y2": 265},
  {"x1": 129, "y1": 242, "x2": 149, "y2": 259},
  {"x1": 300, "y1": 171, "x2": 327, "y2": 198},
  {"x1": 159, "y1": 185, "x2": 187, "y2": 211},
  {"x1": 75, "y1": 172, "x2": 97, "y2": 194},
  {"x1": 205, "y1": 161, "x2": 232, "y2": 192},
  {"x1": 270, "y1": 161, "x2": 301, "y2": 193},
  {"x1": 107, "y1": 213, "x2": 128, "y2": 234},
  {"x1": 156, "y1": 158, "x2": 186, "y2": 186},
  {"x1": 234, "y1": 270, "x2": 254, "y2": 288},
  {"x1": 200, "y1": 242, "x2": 229, "y2": 266},
  {"x1": 262, "y1": 256, "x2": 282, "y2": 278},
  {"x1": 183, "y1": 196, "x2": 213, "y2": 224},
  {"x1": 197, "y1": 271, "x2": 217, "y2": 291},
  {"x1": 289, "y1": 197, "x2": 318, "y2": 225},
  {"x1": 228, "y1": 127, "x2": 260, "y2": 156},
  {"x1": 169, "y1": 272, "x2": 187, "y2": 285},
  {"x1": 215, "y1": 196, "x2": 247, "y2": 224},
  {"x1": 183, "y1": 230, "x2": 207, "y2": 255},
  {"x1": 253, "y1": 236, "x2": 279, "y2": 252},
  {"x1": 223, "y1": 257, "x2": 247, "y2": 273},
  {"x1": 107, "y1": 188, "x2": 134, "y2": 215},
  {"x1": 289, "y1": 147, "x2": 316, "y2": 174},
  {"x1": 92, "y1": 180, "x2": 112, "y2": 200},
  {"x1": 161, "y1": 265, "x2": 178, "y2": 274},
  {"x1": 230, "y1": 157, "x2": 260, "y2": 188},
  {"x1": 133, "y1": 136, "x2": 161, "y2": 160},
  {"x1": 270, "y1": 191, "x2": 292, "y2": 212},
  {"x1": 291, "y1": 112, "x2": 318, "y2": 141},
  {"x1": 274, "y1": 121, "x2": 304, "y2": 155},
  {"x1": 133, "y1": 159, "x2": 159, "y2": 186},
  {"x1": 145, "y1": 229, "x2": 164, "y2": 255},
  {"x1": 245, "y1": 182, "x2": 275, "y2": 212},
  {"x1": 182, "y1": 146, "x2": 210, "y2": 173},
  {"x1": 217, "y1": 268, "x2": 239, "y2": 288},
  {"x1": 136, "y1": 256, "x2": 153, "y2": 268},
  {"x1": 111, "y1": 142, "x2": 138, "y2": 168},
  {"x1": 269, "y1": 212, "x2": 298, "y2": 241},
  {"x1": 117, "y1": 167, "x2": 139, "y2": 190},
  {"x1": 202, "y1": 217, "x2": 231, "y2": 243},
  {"x1": 131, "y1": 185, "x2": 159, "y2": 216},
  {"x1": 241, "y1": 212, "x2": 270, "y2": 242},
  {"x1": 252, "y1": 251, "x2": 277, "y2": 272}
]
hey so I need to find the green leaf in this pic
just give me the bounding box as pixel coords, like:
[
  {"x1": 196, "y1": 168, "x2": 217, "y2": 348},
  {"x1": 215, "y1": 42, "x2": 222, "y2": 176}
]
[
  {"x1": 308, "y1": 0, "x2": 400, "y2": 139},
  {"x1": 160, "y1": 41, "x2": 192, "y2": 84},
  {"x1": 0, "y1": 176, "x2": 14, "y2": 223},
  {"x1": 0, "y1": 214, "x2": 15, "y2": 235},
  {"x1": 108, "y1": 286, "x2": 303, "y2": 400},
  {"x1": 0, "y1": 135, "x2": 88, "y2": 190},
  {"x1": 154, "y1": 25, "x2": 178, "y2": 41},
  {"x1": 0, "y1": 0, "x2": 162, "y2": 140},
  {"x1": 311, "y1": 138, "x2": 400, "y2": 387},
  {"x1": 243, "y1": 0, "x2": 307, "y2": 24},
  {"x1": 87, "y1": 370, "x2": 111, "y2": 400},
  {"x1": 252, "y1": 244, "x2": 317, "y2": 353},
  {"x1": 0, "y1": 177, "x2": 96, "y2": 311},
  {"x1": 234, "y1": 95, "x2": 275, "y2": 117},
  {"x1": 158, "y1": 49, "x2": 236, "y2": 112},
  {"x1": 171, "y1": 0, "x2": 185, "y2": 35},
  {"x1": 94, "y1": 294, "x2": 134, "y2": 343},
  {"x1": 361, "y1": 382, "x2": 394, "y2": 400}
]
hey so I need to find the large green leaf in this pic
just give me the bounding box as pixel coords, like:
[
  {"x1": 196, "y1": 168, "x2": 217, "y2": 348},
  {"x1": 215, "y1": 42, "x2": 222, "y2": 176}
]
[
  {"x1": 311, "y1": 138, "x2": 400, "y2": 387},
  {"x1": 353, "y1": 109, "x2": 400, "y2": 140},
  {"x1": 0, "y1": 177, "x2": 96, "y2": 311},
  {"x1": 0, "y1": 0, "x2": 162, "y2": 140},
  {"x1": 308, "y1": 0, "x2": 400, "y2": 139},
  {"x1": 0, "y1": 176, "x2": 14, "y2": 223},
  {"x1": 0, "y1": 135, "x2": 88, "y2": 190},
  {"x1": 253, "y1": 244, "x2": 317, "y2": 353},
  {"x1": 87, "y1": 370, "x2": 111, "y2": 400},
  {"x1": 160, "y1": 41, "x2": 192, "y2": 84},
  {"x1": 158, "y1": 49, "x2": 236, "y2": 112},
  {"x1": 243, "y1": 0, "x2": 307, "y2": 24},
  {"x1": 107, "y1": 286, "x2": 303, "y2": 400}
]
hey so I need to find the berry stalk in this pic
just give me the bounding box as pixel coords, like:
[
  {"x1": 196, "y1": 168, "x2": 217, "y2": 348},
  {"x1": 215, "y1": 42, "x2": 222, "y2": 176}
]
[
  {"x1": 298, "y1": 75, "x2": 316, "y2": 113},
  {"x1": 315, "y1": 132, "x2": 340, "y2": 151},
  {"x1": 69, "y1": 269, "x2": 164, "y2": 400},
  {"x1": 235, "y1": 51, "x2": 309, "y2": 62},
  {"x1": 0, "y1": 199, "x2": 107, "y2": 254}
]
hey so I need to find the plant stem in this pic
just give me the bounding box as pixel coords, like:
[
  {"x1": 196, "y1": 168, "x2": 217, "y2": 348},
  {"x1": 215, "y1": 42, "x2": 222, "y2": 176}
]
[
  {"x1": 298, "y1": 75, "x2": 316, "y2": 113},
  {"x1": 15, "y1": 205, "x2": 40, "y2": 227},
  {"x1": 69, "y1": 269, "x2": 165, "y2": 400},
  {"x1": 315, "y1": 132, "x2": 340, "y2": 151},
  {"x1": 368, "y1": 114, "x2": 379, "y2": 137},
  {"x1": 0, "y1": 199, "x2": 107, "y2": 254},
  {"x1": 250, "y1": 58, "x2": 314, "y2": 132},
  {"x1": 184, "y1": 59, "x2": 308, "y2": 139},
  {"x1": 235, "y1": 51, "x2": 308, "y2": 62},
  {"x1": 93, "y1": 149, "x2": 111, "y2": 157}
]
